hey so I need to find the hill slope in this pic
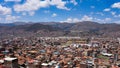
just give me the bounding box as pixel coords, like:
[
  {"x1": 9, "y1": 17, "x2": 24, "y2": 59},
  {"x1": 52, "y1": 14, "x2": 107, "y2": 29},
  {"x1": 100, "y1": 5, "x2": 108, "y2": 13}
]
[{"x1": 0, "y1": 21, "x2": 120, "y2": 37}]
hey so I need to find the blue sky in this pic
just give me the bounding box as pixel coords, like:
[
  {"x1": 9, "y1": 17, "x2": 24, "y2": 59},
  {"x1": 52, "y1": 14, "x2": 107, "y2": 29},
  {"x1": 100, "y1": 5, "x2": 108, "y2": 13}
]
[{"x1": 0, "y1": 0, "x2": 120, "y2": 23}]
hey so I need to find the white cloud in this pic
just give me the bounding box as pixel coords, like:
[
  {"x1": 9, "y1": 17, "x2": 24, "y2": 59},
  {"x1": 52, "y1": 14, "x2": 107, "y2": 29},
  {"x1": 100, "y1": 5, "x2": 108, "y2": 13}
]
[
  {"x1": 111, "y1": 11, "x2": 116, "y2": 15},
  {"x1": 114, "y1": 20, "x2": 120, "y2": 23},
  {"x1": 50, "y1": 0, "x2": 69, "y2": 10},
  {"x1": 29, "y1": 11, "x2": 35, "y2": 16},
  {"x1": 114, "y1": 14, "x2": 120, "y2": 18},
  {"x1": 64, "y1": 18, "x2": 73, "y2": 23},
  {"x1": 110, "y1": 11, "x2": 120, "y2": 18},
  {"x1": 61, "y1": 18, "x2": 81, "y2": 23},
  {"x1": 14, "y1": 0, "x2": 50, "y2": 12},
  {"x1": 104, "y1": 18, "x2": 111, "y2": 22},
  {"x1": 96, "y1": 12, "x2": 104, "y2": 16},
  {"x1": 4, "y1": 0, "x2": 21, "y2": 2},
  {"x1": 112, "y1": 2, "x2": 120, "y2": 9},
  {"x1": 94, "y1": 18, "x2": 102, "y2": 22},
  {"x1": 13, "y1": 0, "x2": 70, "y2": 16},
  {"x1": 103, "y1": 8, "x2": 110, "y2": 11},
  {"x1": 70, "y1": 0, "x2": 78, "y2": 5},
  {"x1": 73, "y1": 18, "x2": 80, "y2": 22},
  {"x1": 0, "y1": 5, "x2": 12, "y2": 15},
  {"x1": 14, "y1": 0, "x2": 69, "y2": 15},
  {"x1": 52, "y1": 13, "x2": 57, "y2": 17},
  {"x1": 61, "y1": 15, "x2": 93, "y2": 23},
  {"x1": 81, "y1": 15, "x2": 93, "y2": 21},
  {"x1": 5, "y1": 15, "x2": 20, "y2": 21},
  {"x1": 90, "y1": 17, "x2": 113, "y2": 23},
  {"x1": 62, "y1": 16, "x2": 113, "y2": 24},
  {"x1": 94, "y1": 17, "x2": 112, "y2": 23}
]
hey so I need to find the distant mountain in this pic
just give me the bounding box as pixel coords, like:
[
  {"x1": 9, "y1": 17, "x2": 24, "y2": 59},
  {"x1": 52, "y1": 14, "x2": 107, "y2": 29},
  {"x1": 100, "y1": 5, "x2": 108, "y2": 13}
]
[
  {"x1": 13, "y1": 22, "x2": 59, "y2": 25},
  {"x1": 47, "y1": 23, "x2": 75, "y2": 31},
  {"x1": 24, "y1": 23, "x2": 61, "y2": 32},
  {"x1": 13, "y1": 22, "x2": 28, "y2": 25},
  {"x1": 7, "y1": 23, "x2": 61, "y2": 32},
  {"x1": 0, "y1": 23, "x2": 15, "y2": 26},
  {"x1": 70, "y1": 21, "x2": 100, "y2": 31},
  {"x1": 0, "y1": 21, "x2": 120, "y2": 37}
]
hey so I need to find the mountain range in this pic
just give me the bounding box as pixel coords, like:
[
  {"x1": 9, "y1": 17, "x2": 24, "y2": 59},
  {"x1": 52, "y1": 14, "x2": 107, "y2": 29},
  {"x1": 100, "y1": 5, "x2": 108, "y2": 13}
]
[{"x1": 0, "y1": 21, "x2": 120, "y2": 37}]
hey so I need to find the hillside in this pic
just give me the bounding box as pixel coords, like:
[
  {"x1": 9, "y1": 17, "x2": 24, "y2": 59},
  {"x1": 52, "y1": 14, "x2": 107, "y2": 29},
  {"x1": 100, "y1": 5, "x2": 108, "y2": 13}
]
[{"x1": 0, "y1": 21, "x2": 120, "y2": 37}]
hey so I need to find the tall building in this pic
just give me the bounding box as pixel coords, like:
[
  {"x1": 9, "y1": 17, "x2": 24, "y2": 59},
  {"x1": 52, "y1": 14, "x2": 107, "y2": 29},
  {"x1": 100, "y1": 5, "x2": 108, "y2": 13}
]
[{"x1": 4, "y1": 57, "x2": 19, "y2": 68}]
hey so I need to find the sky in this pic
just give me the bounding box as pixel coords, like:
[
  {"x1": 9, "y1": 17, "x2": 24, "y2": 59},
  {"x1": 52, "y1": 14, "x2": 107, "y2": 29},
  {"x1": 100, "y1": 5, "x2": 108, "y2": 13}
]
[{"x1": 0, "y1": 0, "x2": 120, "y2": 23}]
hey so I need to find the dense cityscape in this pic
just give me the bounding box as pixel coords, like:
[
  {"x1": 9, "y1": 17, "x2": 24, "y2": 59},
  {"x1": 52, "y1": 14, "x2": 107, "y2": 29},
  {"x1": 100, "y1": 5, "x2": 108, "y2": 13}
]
[
  {"x1": 0, "y1": 0, "x2": 120, "y2": 68},
  {"x1": 0, "y1": 35, "x2": 120, "y2": 68}
]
